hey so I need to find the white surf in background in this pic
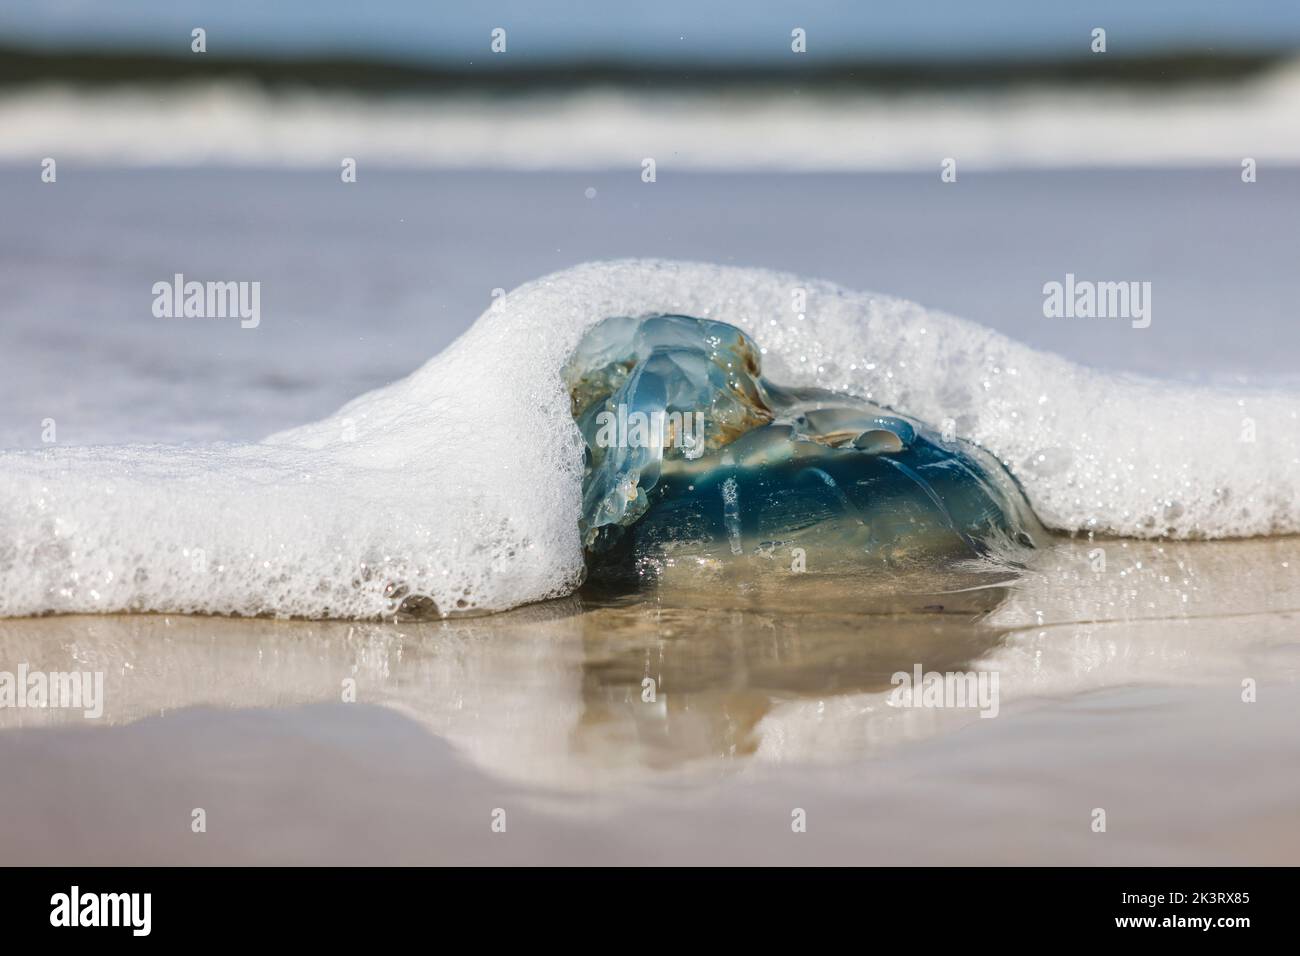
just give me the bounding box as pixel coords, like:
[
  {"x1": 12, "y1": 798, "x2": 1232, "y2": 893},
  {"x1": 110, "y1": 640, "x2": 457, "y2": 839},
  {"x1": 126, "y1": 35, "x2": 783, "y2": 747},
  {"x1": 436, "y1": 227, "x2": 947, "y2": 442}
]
[
  {"x1": 0, "y1": 260, "x2": 1296, "y2": 620},
  {"x1": 5, "y1": 58, "x2": 1300, "y2": 169}
]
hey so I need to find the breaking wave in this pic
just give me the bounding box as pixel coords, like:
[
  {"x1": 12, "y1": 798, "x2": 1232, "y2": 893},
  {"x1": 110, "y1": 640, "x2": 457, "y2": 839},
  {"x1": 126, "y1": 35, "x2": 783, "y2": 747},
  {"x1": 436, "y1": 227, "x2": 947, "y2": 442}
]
[{"x1": 5, "y1": 59, "x2": 1300, "y2": 169}]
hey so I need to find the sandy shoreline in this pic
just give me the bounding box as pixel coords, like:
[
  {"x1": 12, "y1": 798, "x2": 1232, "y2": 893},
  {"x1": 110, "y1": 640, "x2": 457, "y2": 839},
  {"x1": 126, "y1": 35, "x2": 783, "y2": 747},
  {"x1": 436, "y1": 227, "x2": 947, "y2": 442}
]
[{"x1": 2, "y1": 534, "x2": 1297, "y2": 863}]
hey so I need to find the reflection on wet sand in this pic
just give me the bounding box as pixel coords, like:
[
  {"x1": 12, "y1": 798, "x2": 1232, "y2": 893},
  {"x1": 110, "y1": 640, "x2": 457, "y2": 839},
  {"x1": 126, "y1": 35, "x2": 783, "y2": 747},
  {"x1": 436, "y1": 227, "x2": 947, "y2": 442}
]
[
  {"x1": 0, "y1": 537, "x2": 1297, "y2": 791},
  {"x1": 573, "y1": 581, "x2": 1009, "y2": 772},
  {"x1": 0, "y1": 586, "x2": 1012, "y2": 786}
]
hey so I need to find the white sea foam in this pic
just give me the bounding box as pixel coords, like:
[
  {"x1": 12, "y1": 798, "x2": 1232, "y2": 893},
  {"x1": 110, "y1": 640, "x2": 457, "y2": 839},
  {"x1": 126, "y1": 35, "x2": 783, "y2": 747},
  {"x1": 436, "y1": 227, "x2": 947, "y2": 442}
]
[
  {"x1": 5, "y1": 61, "x2": 1300, "y2": 170},
  {"x1": 1, "y1": 259, "x2": 1297, "y2": 619}
]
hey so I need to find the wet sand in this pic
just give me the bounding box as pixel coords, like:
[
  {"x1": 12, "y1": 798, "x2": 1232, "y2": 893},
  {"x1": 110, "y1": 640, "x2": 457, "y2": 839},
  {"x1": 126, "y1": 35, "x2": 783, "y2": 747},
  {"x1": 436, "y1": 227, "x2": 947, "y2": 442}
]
[{"x1": 2, "y1": 535, "x2": 1297, "y2": 864}]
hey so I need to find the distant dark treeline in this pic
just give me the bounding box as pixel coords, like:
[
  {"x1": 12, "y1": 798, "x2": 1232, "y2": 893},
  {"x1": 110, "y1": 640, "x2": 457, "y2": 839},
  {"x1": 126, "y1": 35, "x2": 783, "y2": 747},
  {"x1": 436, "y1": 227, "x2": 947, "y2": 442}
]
[{"x1": 0, "y1": 44, "x2": 1287, "y2": 92}]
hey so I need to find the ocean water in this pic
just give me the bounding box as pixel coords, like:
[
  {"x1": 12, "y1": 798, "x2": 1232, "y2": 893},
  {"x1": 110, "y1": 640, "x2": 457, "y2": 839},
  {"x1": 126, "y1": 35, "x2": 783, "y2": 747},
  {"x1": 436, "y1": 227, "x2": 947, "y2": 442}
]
[
  {"x1": 4, "y1": 166, "x2": 1298, "y2": 456},
  {"x1": 5, "y1": 165, "x2": 1298, "y2": 451}
]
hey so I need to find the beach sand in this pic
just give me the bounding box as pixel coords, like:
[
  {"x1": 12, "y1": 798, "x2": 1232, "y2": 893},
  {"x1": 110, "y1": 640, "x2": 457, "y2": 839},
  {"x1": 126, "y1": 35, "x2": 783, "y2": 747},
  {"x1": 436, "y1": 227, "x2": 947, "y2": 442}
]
[{"x1": 2, "y1": 534, "x2": 1297, "y2": 864}]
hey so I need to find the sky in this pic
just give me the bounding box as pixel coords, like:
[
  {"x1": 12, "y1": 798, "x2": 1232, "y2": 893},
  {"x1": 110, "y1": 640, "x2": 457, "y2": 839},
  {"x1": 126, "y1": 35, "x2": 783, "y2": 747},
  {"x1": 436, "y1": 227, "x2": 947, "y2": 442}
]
[{"x1": 2, "y1": 0, "x2": 1300, "y2": 64}]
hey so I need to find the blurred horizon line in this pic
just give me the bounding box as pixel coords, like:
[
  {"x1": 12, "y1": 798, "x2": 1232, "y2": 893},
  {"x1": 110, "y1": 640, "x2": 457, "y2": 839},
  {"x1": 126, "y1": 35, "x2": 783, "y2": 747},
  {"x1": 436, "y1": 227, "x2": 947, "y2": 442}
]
[{"x1": 2, "y1": 41, "x2": 1295, "y2": 93}]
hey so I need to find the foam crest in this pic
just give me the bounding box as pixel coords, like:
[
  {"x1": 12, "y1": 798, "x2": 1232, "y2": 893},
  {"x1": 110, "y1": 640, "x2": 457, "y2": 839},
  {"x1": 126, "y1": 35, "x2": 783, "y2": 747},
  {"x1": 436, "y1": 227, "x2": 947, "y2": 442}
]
[{"x1": 1, "y1": 260, "x2": 1296, "y2": 619}]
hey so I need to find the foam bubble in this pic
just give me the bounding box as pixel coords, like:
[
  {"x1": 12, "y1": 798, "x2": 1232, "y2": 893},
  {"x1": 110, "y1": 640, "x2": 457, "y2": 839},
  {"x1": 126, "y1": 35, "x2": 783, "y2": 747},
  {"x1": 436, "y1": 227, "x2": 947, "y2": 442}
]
[{"x1": 1, "y1": 260, "x2": 1296, "y2": 619}]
